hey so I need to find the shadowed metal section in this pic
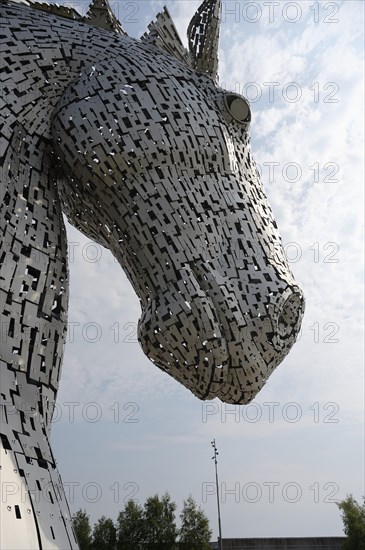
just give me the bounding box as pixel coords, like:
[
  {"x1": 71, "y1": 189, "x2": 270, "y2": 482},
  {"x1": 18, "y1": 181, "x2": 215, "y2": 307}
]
[
  {"x1": 28, "y1": 0, "x2": 82, "y2": 21},
  {"x1": 29, "y1": 0, "x2": 127, "y2": 34},
  {"x1": 141, "y1": 6, "x2": 191, "y2": 64},
  {"x1": 187, "y1": 0, "x2": 222, "y2": 81},
  {"x1": 82, "y1": 0, "x2": 127, "y2": 34}
]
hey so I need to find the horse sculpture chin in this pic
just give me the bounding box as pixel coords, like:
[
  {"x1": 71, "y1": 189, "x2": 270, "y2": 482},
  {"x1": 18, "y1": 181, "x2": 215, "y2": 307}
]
[
  {"x1": 52, "y1": 49, "x2": 304, "y2": 405},
  {"x1": 0, "y1": 0, "x2": 304, "y2": 547}
]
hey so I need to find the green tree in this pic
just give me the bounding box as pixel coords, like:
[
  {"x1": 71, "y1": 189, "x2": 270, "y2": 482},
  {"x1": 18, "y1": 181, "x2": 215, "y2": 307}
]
[
  {"x1": 143, "y1": 493, "x2": 178, "y2": 548},
  {"x1": 179, "y1": 495, "x2": 212, "y2": 549},
  {"x1": 117, "y1": 500, "x2": 144, "y2": 550},
  {"x1": 72, "y1": 509, "x2": 92, "y2": 550},
  {"x1": 337, "y1": 495, "x2": 365, "y2": 549},
  {"x1": 91, "y1": 516, "x2": 116, "y2": 550}
]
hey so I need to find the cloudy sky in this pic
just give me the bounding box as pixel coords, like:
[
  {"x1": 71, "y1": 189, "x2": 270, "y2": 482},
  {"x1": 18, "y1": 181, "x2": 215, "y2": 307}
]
[{"x1": 47, "y1": 0, "x2": 364, "y2": 540}]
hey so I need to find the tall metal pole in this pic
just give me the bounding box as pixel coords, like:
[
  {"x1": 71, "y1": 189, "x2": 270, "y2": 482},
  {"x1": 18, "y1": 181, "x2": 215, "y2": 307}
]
[{"x1": 211, "y1": 439, "x2": 223, "y2": 550}]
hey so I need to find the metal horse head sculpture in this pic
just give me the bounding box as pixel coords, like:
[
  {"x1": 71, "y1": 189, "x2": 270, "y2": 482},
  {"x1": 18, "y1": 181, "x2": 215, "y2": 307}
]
[{"x1": 0, "y1": 0, "x2": 304, "y2": 547}]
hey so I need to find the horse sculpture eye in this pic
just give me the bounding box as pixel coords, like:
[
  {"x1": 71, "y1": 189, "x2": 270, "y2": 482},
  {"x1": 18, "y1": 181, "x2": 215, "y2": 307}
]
[{"x1": 224, "y1": 93, "x2": 251, "y2": 126}]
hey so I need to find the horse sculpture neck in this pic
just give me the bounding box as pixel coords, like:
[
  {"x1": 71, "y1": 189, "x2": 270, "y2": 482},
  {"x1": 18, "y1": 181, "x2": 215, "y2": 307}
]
[{"x1": 0, "y1": 2, "x2": 137, "y2": 547}]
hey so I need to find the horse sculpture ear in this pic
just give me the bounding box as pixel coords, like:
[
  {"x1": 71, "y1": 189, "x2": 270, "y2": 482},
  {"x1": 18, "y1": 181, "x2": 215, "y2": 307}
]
[
  {"x1": 82, "y1": 0, "x2": 127, "y2": 34},
  {"x1": 141, "y1": 7, "x2": 191, "y2": 65},
  {"x1": 187, "y1": 0, "x2": 222, "y2": 82}
]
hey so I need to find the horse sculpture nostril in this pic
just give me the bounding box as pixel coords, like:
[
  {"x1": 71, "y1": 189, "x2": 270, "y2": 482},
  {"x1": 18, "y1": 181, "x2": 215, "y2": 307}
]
[{"x1": 277, "y1": 290, "x2": 305, "y2": 340}]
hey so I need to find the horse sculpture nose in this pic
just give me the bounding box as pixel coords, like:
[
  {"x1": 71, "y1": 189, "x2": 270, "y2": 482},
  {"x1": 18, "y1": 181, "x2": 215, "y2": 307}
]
[
  {"x1": 276, "y1": 289, "x2": 304, "y2": 340},
  {"x1": 268, "y1": 286, "x2": 305, "y2": 351},
  {"x1": 210, "y1": 283, "x2": 305, "y2": 404}
]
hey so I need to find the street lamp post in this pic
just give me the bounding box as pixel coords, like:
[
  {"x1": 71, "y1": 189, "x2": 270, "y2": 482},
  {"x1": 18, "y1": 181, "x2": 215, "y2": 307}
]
[{"x1": 211, "y1": 439, "x2": 223, "y2": 550}]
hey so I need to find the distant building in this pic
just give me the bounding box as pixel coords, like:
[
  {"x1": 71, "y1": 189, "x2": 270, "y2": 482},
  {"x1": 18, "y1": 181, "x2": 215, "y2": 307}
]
[{"x1": 210, "y1": 538, "x2": 346, "y2": 550}]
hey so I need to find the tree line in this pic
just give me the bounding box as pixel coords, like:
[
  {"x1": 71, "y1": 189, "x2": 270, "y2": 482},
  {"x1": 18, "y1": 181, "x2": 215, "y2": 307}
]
[
  {"x1": 72, "y1": 493, "x2": 212, "y2": 550},
  {"x1": 72, "y1": 492, "x2": 365, "y2": 550}
]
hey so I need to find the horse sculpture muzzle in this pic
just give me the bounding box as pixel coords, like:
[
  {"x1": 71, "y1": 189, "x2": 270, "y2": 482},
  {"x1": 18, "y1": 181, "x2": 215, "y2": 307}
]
[{"x1": 137, "y1": 265, "x2": 304, "y2": 404}]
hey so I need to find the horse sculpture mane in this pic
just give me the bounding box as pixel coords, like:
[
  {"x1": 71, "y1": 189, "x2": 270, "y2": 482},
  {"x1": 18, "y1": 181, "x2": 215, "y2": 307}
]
[{"x1": 0, "y1": 0, "x2": 305, "y2": 547}]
